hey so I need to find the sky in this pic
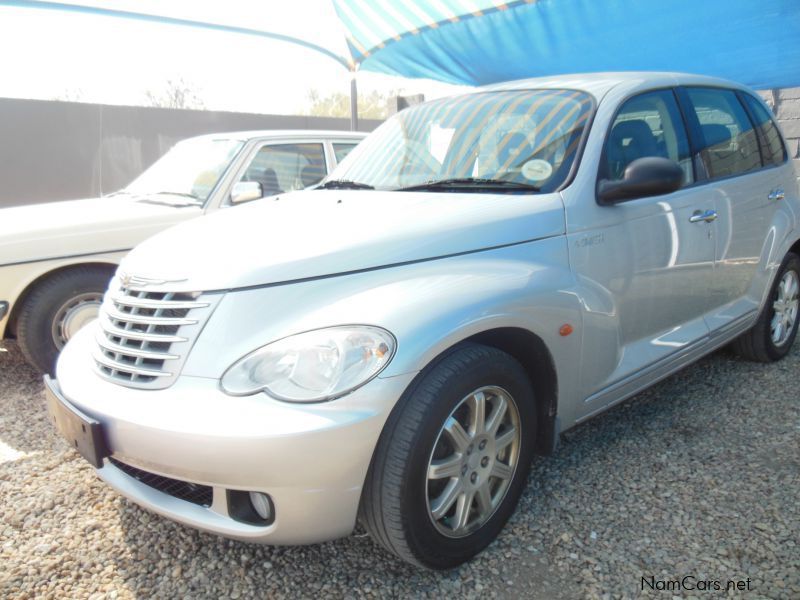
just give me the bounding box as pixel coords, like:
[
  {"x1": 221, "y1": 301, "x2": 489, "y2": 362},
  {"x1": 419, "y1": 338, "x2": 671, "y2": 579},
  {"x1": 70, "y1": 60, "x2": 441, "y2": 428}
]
[{"x1": 0, "y1": 1, "x2": 470, "y2": 115}]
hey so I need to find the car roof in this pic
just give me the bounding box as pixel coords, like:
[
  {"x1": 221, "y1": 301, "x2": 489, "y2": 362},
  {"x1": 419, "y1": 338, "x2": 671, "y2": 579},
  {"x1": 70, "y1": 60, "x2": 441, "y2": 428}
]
[
  {"x1": 186, "y1": 130, "x2": 368, "y2": 143},
  {"x1": 476, "y1": 71, "x2": 752, "y2": 100}
]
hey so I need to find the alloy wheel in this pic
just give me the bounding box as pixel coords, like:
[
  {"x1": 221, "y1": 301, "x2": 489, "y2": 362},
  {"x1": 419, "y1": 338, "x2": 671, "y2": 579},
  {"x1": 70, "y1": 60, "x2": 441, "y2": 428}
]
[
  {"x1": 771, "y1": 270, "x2": 799, "y2": 347},
  {"x1": 425, "y1": 385, "x2": 521, "y2": 538}
]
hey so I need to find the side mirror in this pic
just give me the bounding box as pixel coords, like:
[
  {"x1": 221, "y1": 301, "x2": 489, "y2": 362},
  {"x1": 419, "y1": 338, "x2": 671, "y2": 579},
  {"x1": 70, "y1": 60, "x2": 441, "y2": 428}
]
[
  {"x1": 597, "y1": 157, "x2": 684, "y2": 204},
  {"x1": 230, "y1": 181, "x2": 263, "y2": 204}
]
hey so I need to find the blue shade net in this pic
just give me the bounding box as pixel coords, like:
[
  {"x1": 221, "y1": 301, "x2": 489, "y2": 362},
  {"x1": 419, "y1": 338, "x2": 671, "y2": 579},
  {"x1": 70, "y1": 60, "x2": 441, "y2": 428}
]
[{"x1": 334, "y1": 0, "x2": 800, "y2": 89}]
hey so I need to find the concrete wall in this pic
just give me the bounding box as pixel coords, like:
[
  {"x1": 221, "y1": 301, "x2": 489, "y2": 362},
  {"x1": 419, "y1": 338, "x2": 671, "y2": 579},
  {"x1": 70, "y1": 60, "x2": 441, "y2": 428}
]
[
  {"x1": 759, "y1": 88, "x2": 800, "y2": 178},
  {"x1": 0, "y1": 98, "x2": 380, "y2": 208}
]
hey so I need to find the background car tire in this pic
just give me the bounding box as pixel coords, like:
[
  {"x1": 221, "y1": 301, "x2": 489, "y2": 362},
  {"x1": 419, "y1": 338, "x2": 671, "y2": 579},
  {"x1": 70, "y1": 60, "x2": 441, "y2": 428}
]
[
  {"x1": 360, "y1": 343, "x2": 536, "y2": 569},
  {"x1": 16, "y1": 266, "x2": 111, "y2": 374},
  {"x1": 732, "y1": 252, "x2": 800, "y2": 363}
]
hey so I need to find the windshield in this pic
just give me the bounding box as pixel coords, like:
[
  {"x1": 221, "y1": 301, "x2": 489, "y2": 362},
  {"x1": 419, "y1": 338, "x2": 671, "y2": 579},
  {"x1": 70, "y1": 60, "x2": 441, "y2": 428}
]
[
  {"x1": 329, "y1": 89, "x2": 594, "y2": 192},
  {"x1": 125, "y1": 137, "x2": 244, "y2": 203}
]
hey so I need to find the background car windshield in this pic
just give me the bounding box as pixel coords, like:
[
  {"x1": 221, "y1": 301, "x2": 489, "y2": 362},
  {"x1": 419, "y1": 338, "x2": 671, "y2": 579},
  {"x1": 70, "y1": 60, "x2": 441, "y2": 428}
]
[
  {"x1": 331, "y1": 89, "x2": 593, "y2": 191},
  {"x1": 125, "y1": 138, "x2": 244, "y2": 201}
]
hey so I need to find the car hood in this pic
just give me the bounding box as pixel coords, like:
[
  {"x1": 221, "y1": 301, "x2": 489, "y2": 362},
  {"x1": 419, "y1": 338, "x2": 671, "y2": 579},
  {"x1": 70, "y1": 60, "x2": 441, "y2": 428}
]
[
  {"x1": 0, "y1": 195, "x2": 202, "y2": 266},
  {"x1": 119, "y1": 189, "x2": 566, "y2": 292}
]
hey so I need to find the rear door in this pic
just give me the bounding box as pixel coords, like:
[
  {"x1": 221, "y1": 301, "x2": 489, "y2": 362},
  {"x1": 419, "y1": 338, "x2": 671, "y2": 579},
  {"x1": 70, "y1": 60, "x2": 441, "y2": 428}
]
[{"x1": 678, "y1": 87, "x2": 786, "y2": 332}]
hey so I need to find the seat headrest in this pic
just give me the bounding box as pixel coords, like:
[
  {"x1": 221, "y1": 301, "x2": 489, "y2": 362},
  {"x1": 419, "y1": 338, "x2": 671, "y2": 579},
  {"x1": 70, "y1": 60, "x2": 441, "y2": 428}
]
[
  {"x1": 701, "y1": 124, "x2": 732, "y2": 148},
  {"x1": 610, "y1": 120, "x2": 655, "y2": 145}
]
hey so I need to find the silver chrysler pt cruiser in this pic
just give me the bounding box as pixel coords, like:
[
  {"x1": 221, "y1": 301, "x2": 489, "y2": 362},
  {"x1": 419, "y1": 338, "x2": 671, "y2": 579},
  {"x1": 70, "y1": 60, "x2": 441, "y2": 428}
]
[{"x1": 47, "y1": 72, "x2": 800, "y2": 569}]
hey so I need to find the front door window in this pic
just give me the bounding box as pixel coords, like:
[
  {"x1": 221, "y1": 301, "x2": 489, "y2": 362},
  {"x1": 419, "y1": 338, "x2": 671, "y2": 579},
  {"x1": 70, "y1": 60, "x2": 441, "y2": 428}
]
[
  {"x1": 237, "y1": 143, "x2": 326, "y2": 200},
  {"x1": 602, "y1": 89, "x2": 694, "y2": 184}
]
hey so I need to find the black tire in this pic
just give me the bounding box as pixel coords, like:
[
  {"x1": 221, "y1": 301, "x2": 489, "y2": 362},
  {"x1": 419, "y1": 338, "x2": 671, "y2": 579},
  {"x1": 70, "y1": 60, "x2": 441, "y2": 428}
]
[
  {"x1": 16, "y1": 266, "x2": 111, "y2": 374},
  {"x1": 732, "y1": 252, "x2": 800, "y2": 362},
  {"x1": 360, "y1": 343, "x2": 536, "y2": 569}
]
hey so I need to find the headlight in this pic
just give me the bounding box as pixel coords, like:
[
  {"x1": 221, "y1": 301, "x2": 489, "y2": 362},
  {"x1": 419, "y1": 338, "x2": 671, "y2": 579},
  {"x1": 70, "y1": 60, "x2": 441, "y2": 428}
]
[{"x1": 220, "y1": 326, "x2": 396, "y2": 402}]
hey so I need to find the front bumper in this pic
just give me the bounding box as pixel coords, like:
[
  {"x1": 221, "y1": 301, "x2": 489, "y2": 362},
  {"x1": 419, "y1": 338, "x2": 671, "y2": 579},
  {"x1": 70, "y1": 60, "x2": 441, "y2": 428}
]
[{"x1": 54, "y1": 324, "x2": 416, "y2": 544}]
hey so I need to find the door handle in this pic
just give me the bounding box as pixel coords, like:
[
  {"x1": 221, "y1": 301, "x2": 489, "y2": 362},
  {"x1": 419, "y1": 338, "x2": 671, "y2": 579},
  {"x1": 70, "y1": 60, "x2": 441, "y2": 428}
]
[
  {"x1": 689, "y1": 209, "x2": 717, "y2": 223},
  {"x1": 768, "y1": 188, "x2": 785, "y2": 201}
]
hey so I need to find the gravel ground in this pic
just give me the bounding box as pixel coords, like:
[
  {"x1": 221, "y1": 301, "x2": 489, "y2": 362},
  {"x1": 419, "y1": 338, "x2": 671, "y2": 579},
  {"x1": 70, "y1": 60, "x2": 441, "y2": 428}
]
[{"x1": 0, "y1": 339, "x2": 798, "y2": 599}]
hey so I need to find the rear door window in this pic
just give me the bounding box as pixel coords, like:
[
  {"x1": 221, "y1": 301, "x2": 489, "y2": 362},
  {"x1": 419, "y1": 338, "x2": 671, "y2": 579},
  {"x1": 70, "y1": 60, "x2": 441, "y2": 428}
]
[
  {"x1": 740, "y1": 93, "x2": 787, "y2": 167},
  {"x1": 685, "y1": 88, "x2": 762, "y2": 179}
]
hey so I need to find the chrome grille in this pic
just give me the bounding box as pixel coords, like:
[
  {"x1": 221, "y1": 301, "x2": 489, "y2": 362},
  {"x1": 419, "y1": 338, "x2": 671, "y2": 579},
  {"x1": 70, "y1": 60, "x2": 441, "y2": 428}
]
[{"x1": 94, "y1": 279, "x2": 220, "y2": 389}]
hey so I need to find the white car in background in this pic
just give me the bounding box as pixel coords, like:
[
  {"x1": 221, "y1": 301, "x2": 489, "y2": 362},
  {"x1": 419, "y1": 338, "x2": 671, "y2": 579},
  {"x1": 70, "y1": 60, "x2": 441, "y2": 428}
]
[{"x1": 0, "y1": 129, "x2": 365, "y2": 372}]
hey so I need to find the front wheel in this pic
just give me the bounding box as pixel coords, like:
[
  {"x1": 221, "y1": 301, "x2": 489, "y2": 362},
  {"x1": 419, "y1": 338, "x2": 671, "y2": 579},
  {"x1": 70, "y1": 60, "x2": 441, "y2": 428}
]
[
  {"x1": 360, "y1": 343, "x2": 536, "y2": 569},
  {"x1": 16, "y1": 266, "x2": 110, "y2": 374},
  {"x1": 732, "y1": 252, "x2": 800, "y2": 362}
]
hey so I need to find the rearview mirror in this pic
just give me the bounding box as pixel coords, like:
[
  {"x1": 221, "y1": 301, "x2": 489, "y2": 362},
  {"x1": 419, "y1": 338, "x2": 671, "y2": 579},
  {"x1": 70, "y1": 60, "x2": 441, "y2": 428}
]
[
  {"x1": 597, "y1": 157, "x2": 684, "y2": 204},
  {"x1": 230, "y1": 181, "x2": 262, "y2": 204}
]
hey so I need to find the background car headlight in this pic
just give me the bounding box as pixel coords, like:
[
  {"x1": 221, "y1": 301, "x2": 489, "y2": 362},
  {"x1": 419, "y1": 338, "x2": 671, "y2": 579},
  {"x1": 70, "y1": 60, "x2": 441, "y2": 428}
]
[{"x1": 220, "y1": 326, "x2": 396, "y2": 402}]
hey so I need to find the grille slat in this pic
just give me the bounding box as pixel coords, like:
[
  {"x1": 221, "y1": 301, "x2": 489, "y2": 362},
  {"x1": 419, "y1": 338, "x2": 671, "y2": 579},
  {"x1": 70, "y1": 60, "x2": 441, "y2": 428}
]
[
  {"x1": 103, "y1": 305, "x2": 198, "y2": 327},
  {"x1": 93, "y1": 351, "x2": 173, "y2": 377},
  {"x1": 109, "y1": 293, "x2": 209, "y2": 311},
  {"x1": 94, "y1": 280, "x2": 217, "y2": 388},
  {"x1": 95, "y1": 335, "x2": 180, "y2": 361}
]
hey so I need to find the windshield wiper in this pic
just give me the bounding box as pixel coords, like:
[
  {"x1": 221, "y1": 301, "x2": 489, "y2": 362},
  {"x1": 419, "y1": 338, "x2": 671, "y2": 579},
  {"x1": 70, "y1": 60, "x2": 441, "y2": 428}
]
[
  {"x1": 133, "y1": 191, "x2": 203, "y2": 206},
  {"x1": 152, "y1": 191, "x2": 202, "y2": 201},
  {"x1": 396, "y1": 178, "x2": 540, "y2": 192},
  {"x1": 317, "y1": 179, "x2": 375, "y2": 190}
]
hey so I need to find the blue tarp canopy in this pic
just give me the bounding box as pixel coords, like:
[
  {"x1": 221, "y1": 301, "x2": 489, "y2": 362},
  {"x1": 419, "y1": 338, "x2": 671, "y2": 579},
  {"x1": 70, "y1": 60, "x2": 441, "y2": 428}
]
[
  {"x1": 6, "y1": 0, "x2": 800, "y2": 90},
  {"x1": 335, "y1": 0, "x2": 800, "y2": 89}
]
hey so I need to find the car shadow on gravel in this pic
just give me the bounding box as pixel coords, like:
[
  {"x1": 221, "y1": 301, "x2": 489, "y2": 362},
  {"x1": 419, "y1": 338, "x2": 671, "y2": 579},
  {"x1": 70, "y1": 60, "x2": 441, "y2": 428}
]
[{"x1": 106, "y1": 343, "x2": 798, "y2": 598}]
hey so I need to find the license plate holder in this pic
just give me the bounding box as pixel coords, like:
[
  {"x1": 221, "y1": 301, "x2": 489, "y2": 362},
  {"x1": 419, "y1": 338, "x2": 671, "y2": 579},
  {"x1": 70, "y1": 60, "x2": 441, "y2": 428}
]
[{"x1": 44, "y1": 375, "x2": 109, "y2": 468}]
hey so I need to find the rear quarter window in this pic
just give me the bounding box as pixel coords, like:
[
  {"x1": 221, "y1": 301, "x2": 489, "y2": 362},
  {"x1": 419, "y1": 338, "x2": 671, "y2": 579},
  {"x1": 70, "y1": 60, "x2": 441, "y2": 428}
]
[{"x1": 740, "y1": 93, "x2": 787, "y2": 167}]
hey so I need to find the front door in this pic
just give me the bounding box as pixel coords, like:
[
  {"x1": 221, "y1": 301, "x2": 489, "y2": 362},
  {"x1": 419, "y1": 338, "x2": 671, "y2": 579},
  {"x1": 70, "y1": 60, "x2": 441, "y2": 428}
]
[{"x1": 567, "y1": 88, "x2": 716, "y2": 408}]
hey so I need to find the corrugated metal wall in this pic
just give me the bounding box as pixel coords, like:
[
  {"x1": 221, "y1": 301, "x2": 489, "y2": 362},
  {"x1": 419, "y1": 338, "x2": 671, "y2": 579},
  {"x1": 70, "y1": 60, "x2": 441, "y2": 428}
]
[{"x1": 0, "y1": 98, "x2": 380, "y2": 208}]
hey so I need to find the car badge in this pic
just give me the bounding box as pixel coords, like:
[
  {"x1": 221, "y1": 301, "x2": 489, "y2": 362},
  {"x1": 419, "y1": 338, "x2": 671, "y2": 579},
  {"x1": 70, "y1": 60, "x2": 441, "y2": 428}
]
[{"x1": 118, "y1": 272, "x2": 187, "y2": 288}]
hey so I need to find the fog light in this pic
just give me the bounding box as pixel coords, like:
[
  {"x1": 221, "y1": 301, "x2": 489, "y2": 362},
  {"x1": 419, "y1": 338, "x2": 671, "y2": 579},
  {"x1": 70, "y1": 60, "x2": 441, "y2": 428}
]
[{"x1": 249, "y1": 492, "x2": 272, "y2": 520}]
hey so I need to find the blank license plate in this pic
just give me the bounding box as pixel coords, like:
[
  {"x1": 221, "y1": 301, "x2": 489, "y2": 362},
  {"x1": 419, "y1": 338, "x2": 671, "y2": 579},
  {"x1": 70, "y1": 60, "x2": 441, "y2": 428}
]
[{"x1": 44, "y1": 375, "x2": 109, "y2": 468}]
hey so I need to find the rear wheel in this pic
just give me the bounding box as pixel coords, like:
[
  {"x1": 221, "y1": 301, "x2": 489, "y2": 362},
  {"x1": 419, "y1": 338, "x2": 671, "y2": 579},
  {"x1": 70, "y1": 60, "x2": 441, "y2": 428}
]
[
  {"x1": 360, "y1": 343, "x2": 536, "y2": 569},
  {"x1": 732, "y1": 252, "x2": 800, "y2": 362},
  {"x1": 16, "y1": 266, "x2": 111, "y2": 373}
]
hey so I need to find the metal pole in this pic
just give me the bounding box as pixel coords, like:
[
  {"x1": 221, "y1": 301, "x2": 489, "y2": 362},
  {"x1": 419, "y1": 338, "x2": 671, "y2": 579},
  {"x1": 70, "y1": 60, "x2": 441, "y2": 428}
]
[{"x1": 350, "y1": 71, "x2": 358, "y2": 131}]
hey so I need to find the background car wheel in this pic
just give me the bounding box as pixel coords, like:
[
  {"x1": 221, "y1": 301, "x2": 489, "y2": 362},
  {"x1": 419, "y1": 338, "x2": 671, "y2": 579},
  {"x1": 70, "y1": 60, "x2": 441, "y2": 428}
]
[
  {"x1": 360, "y1": 343, "x2": 536, "y2": 569},
  {"x1": 16, "y1": 266, "x2": 111, "y2": 374},
  {"x1": 732, "y1": 252, "x2": 800, "y2": 362}
]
